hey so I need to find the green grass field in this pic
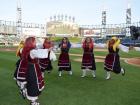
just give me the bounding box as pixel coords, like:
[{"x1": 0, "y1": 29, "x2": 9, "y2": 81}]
[{"x1": 0, "y1": 49, "x2": 140, "y2": 105}]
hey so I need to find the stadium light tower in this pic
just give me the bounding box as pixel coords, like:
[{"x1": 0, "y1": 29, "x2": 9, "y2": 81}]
[
  {"x1": 16, "y1": 0, "x2": 22, "y2": 40},
  {"x1": 126, "y1": 0, "x2": 131, "y2": 37},
  {"x1": 101, "y1": 1, "x2": 107, "y2": 38}
]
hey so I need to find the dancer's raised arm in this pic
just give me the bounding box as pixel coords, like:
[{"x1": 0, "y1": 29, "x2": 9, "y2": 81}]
[{"x1": 118, "y1": 44, "x2": 129, "y2": 53}]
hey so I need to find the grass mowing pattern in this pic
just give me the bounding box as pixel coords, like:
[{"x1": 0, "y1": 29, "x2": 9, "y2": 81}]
[{"x1": 0, "y1": 51, "x2": 140, "y2": 105}]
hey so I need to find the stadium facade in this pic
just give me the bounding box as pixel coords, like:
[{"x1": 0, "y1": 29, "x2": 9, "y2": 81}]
[
  {"x1": 1, "y1": 19, "x2": 139, "y2": 37},
  {"x1": 0, "y1": 19, "x2": 140, "y2": 45},
  {"x1": 47, "y1": 15, "x2": 79, "y2": 37}
]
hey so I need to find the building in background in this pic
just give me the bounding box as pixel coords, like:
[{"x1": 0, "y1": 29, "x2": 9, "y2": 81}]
[
  {"x1": 46, "y1": 14, "x2": 79, "y2": 37},
  {"x1": 22, "y1": 23, "x2": 46, "y2": 37},
  {"x1": 0, "y1": 20, "x2": 46, "y2": 45}
]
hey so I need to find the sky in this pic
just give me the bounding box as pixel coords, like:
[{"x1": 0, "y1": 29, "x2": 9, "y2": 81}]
[{"x1": 0, "y1": 0, "x2": 140, "y2": 25}]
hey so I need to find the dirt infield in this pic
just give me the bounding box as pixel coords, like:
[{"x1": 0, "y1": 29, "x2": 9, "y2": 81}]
[
  {"x1": 125, "y1": 58, "x2": 140, "y2": 67},
  {"x1": 73, "y1": 58, "x2": 104, "y2": 62},
  {"x1": 0, "y1": 48, "x2": 16, "y2": 52},
  {"x1": 74, "y1": 57, "x2": 140, "y2": 67},
  {"x1": 94, "y1": 48, "x2": 107, "y2": 51}
]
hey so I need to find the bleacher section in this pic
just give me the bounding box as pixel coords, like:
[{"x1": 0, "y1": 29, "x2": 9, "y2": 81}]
[
  {"x1": 0, "y1": 35, "x2": 20, "y2": 45},
  {"x1": 121, "y1": 38, "x2": 140, "y2": 47},
  {"x1": 94, "y1": 38, "x2": 140, "y2": 47}
]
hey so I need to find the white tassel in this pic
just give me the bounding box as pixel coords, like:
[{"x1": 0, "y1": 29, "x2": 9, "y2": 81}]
[
  {"x1": 59, "y1": 71, "x2": 62, "y2": 77},
  {"x1": 106, "y1": 71, "x2": 111, "y2": 80},
  {"x1": 92, "y1": 70, "x2": 96, "y2": 78},
  {"x1": 81, "y1": 70, "x2": 86, "y2": 77},
  {"x1": 69, "y1": 71, "x2": 73, "y2": 75}
]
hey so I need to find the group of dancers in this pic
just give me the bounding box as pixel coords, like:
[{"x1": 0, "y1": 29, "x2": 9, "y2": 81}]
[{"x1": 13, "y1": 36, "x2": 130, "y2": 105}]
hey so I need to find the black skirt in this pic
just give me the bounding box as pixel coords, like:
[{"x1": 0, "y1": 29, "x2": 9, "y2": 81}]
[
  {"x1": 104, "y1": 53, "x2": 121, "y2": 74},
  {"x1": 26, "y1": 63, "x2": 41, "y2": 97},
  {"x1": 58, "y1": 52, "x2": 71, "y2": 71},
  {"x1": 39, "y1": 58, "x2": 53, "y2": 72},
  {"x1": 81, "y1": 53, "x2": 96, "y2": 70}
]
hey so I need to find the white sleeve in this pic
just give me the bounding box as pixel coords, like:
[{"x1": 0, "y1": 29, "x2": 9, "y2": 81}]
[
  {"x1": 94, "y1": 43, "x2": 107, "y2": 48},
  {"x1": 118, "y1": 44, "x2": 129, "y2": 53},
  {"x1": 134, "y1": 47, "x2": 140, "y2": 51},
  {"x1": 30, "y1": 49, "x2": 49, "y2": 59},
  {"x1": 71, "y1": 43, "x2": 82, "y2": 48},
  {"x1": 50, "y1": 51, "x2": 57, "y2": 61}
]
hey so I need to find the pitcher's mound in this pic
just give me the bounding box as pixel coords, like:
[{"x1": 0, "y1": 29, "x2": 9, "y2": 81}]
[{"x1": 73, "y1": 58, "x2": 104, "y2": 62}]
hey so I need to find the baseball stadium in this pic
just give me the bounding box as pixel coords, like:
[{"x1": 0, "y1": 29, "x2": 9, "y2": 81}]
[{"x1": 0, "y1": 0, "x2": 140, "y2": 105}]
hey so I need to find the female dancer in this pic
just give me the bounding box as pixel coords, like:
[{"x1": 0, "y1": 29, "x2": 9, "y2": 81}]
[
  {"x1": 104, "y1": 37, "x2": 126, "y2": 80},
  {"x1": 81, "y1": 37, "x2": 96, "y2": 78},
  {"x1": 15, "y1": 37, "x2": 56, "y2": 105},
  {"x1": 39, "y1": 38, "x2": 53, "y2": 77},
  {"x1": 58, "y1": 37, "x2": 72, "y2": 77},
  {"x1": 14, "y1": 40, "x2": 24, "y2": 80}
]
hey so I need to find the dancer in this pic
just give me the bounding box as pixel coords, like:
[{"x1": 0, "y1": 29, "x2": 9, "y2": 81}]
[
  {"x1": 14, "y1": 40, "x2": 24, "y2": 80},
  {"x1": 81, "y1": 37, "x2": 96, "y2": 78},
  {"x1": 58, "y1": 37, "x2": 72, "y2": 77},
  {"x1": 104, "y1": 37, "x2": 127, "y2": 80},
  {"x1": 15, "y1": 37, "x2": 56, "y2": 105},
  {"x1": 39, "y1": 38, "x2": 53, "y2": 77}
]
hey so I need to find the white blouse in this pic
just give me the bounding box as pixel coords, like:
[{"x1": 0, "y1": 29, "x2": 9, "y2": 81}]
[
  {"x1": 94, "y1": 43, "x2": 129, "y2": 53},
  {"x1": 30, "y1": 49, "x2": 57, "y2": 61}
]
